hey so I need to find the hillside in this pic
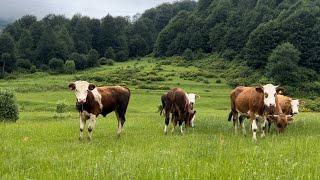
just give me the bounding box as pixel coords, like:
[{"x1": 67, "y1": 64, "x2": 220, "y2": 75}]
[{"x1": 1, "y1": 58, "x2": 320, "y2": 179}]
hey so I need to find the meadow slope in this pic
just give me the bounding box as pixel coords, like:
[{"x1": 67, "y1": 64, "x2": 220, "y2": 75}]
[{"x1": 0, "y1": 58, "x2": 319, "y2": 179}]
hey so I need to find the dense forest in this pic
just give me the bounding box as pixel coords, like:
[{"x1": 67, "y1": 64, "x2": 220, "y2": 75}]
[{"x1": 0, "y1": 0, "x2": 319, "y2": 96}]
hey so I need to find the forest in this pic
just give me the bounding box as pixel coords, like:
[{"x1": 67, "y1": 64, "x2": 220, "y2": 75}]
[{"x1": 0, "y1": 0, "x2": 319, "y2": 96}]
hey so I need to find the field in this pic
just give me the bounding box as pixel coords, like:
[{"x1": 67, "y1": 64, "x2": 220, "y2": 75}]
[{"x1": 1, "y1": 58, "x2": 320, "y2": 179}]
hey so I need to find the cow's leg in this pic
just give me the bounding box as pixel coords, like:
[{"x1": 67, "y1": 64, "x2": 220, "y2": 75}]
[
  {"x1": 115, "y1": 111, "x2": 126, "y2": 138},
  {"x1": 87, "y1": 114, "x2": 97, "y2": 141},
  {"x1": 250, "y1": 112, "x2": 258, "y2": 141},
  {"x1": 179, "y1": 120, "x2": 184, "y2": 134},
  {"x1": 232, "y1": 111, "x2": 239, "y2": 133},
  {"x1": 258, "y1": 116, "x2": 267, "y2": 138},
  {"x1": 239, "y1": 115, "x2": 246, "y2": 135},
  {"x1": 79, "y1": 113, "x2": 88, "y2": 140},
  {"x1": 171, "y1": 118, "x2": 177, "y2": 133},
  {"x1": 164, "y1": 112, "x2": 170, "y2": 135}
]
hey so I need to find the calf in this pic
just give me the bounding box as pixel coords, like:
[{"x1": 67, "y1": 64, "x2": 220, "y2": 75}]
[
  {"x1": 164, "y1": 88, "x2": 196, "y2": 134},
  {"x1": 228, "y1": 84, "x2": 286, "y2": 140},
  {"x1": 69, "y1": 81, "x2": 130, "y2": 140}
]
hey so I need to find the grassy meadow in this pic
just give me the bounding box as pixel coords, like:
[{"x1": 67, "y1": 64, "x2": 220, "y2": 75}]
[{"x1": 1, "y1": 58, "x2": 320, "y2": 179}]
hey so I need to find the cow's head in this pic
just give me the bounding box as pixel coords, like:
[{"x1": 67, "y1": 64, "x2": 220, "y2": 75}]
[
  {"x1": 185, "y1": 109, "x2": 196, "y2": 128},
  {"x1": 291, "y1": 99, "x2": 304, "y2": 114},
  {"x1": 68, "y1": 81, "x2": 96, "y2": 104},
  {"x1": 269, "y1": 114, "x2": 291, "y2": 132},
  {"x1": 187, "y1": 93, "x2": 200, "y2": 104},
  {"x1": 256, "y1": 84, "x2": 284, "y2": 108}
]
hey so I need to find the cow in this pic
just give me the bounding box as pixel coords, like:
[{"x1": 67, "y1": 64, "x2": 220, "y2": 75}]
[
  {"x1": 68, "y1": 81, "x2": 130, "y2": 140},
  {"x1": 266, "y1": 95, "x2": 304, "y2": 131},
  {"x1": 160, "y1": 92, "x2": 199, "y2": 127},
  {"x1": 277, "y1": 95, "x2": 304, "y2": 120},
  {"x1": 228, "y1": 84, "x2": 288, "y2": 140},
  {"x1": 164, "y1": 88, "x2": 196, "y2": 134}
]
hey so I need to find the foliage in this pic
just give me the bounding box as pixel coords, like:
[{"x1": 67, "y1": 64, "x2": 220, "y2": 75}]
[
  {"x1": 49, "y1": 58, "x2": 64, "y2": 73},
  {"x1": 87, "y1": 49, "x2": 100, "y2": 67},
  {"x1": 64, "y1": 60, "x2": 76, "y2": 74},
  {"x1": 53, "y1": 99, "x2": 70, "y2": 119},
  {"x1": 104, "y1": 47, "x2": 116, "y2": 60},
  {"x1": 0, "y1": 89, "x2": 19, "y2": 122},
  {"x1": 116, "y1": 51, "x2": 128, "y2": 62},
  {"x1": 265, "y1": 42, "x2": 301, "y2": 86}
]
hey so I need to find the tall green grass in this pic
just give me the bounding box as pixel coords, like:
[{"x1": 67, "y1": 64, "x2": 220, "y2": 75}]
[{"x1": 0, "y1": 58, "x2": 319, "y2": 179}]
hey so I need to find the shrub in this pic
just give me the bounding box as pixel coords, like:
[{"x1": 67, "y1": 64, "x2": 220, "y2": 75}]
[
  {"x1": 116, "y1": 51, "x2": 128, "y2": 62},
  {"x1": 49, "y1": 58, "x2": 64, "y2": 73},
  {"x1": 0, "y1": 89, "x2": 19, "y2": 122},
  {"x1": 99, "y1": 57, "x2": 114, "y2": 66},
  {"x1": 104, "y1": 47, "x2": 116, "y2": 60},
  {"x1": 64, "y1": 60, "x2": 76, "y2": 74},
  {"x1": 53, "y1": 99, "x2": 70, "y2": 119},
  {"x1": 30, "y1": 65, "x2": 37, "y2": 73},
  {"x1": 55, "y1": 99, "x2": 68, "y2": 113},
  {"x1": 16, "y1": 58, "x2": 32, "y2": 70},
  {"x1": 183, "y1": 48, "x2": 194, "y2": 61},
  {"x1": 216, "y1": 79, "x2": 222, "y2": 83}
]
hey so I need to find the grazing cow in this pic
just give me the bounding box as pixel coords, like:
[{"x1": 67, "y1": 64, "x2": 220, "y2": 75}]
[
  {"x1": 160, "y1": 92, "x2": 199, "y2": 127},
  {"x1": 164, "y1": 88, "x2": 196, "y2": 134},
  {"x1": 228, "y1": 84, "x2": 287, "y2": 140},
  {"x1": 266, "y1": 95, "x2": 303, "y2": 131},
  {"x1": 68, "y1": 81, "x2": 130, "y2": 140}
]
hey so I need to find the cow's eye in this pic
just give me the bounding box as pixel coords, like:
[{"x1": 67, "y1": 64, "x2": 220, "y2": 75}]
[{"x1": 264, "y1": 93, "x2": 268, "y2": 98}]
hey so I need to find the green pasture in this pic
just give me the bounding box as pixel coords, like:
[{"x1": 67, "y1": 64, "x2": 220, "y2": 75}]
[{"x1": 0, "y1": 59, "x2": 319, "y2": 179}]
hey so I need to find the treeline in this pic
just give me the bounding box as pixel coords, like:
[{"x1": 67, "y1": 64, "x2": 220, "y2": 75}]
[
  {"x1": 0, "y1": 0, "x2": 196, "y2": 74},
  {"x1": 155, "y1": 0, "x2": 320, "y2": 89}
]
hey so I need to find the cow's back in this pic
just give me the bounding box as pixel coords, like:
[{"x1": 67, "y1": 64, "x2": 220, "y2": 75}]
[
  {"x1": 277, "y1": 95, "x2": 292, "y2": 114},
  {"x1": 98, "y1": 86, "x2": 130, "y2": 116}
]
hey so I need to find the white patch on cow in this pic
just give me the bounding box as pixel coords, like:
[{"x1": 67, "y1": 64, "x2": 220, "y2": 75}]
[
  {"x1": 91, "y1": 88, "x2": 103, "y2": 110},
  {"x1": 88, "y1": 114, "x2": 97, "y2": 140},
  {"x1": 291, "y1": 99, "x2": 300, "y2": 114},
  {"x1": 252, "y1": 119, "x2": 258, "y2": 140},
  {"x1": 74, "y1": 81, "x2": 90, "y2": 103},
  {"x1": 262, "y1": 84, "x2": 277, "y2": 107},
  {"x1": 187, "y1": 93, "x2": 196, "y2": 104},
  {"x1": 190, "y1": 115, "x2": 195, "y2": 127}
]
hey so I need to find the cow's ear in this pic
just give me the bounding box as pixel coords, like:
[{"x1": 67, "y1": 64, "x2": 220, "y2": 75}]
[
  {"x1": 300, "y1": 101, "x2": 305, "y2": 105},
  {"x1": 276, "y1": 87, "x2": 285, "y2": 94},
  {"x1": 68, "y1": 83, "x2": 75, "y2": 90},
  {"x1": 88, "y1": 83, "x2": 96, "y2": 90},
  {"x1": 193, "y1": 110, "x2": 196, "y2": 115},
  {"x1": 255, "y1": 86, "x2": 264, "y2": 93}
]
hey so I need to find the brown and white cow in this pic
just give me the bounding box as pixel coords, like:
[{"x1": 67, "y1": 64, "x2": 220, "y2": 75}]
[
  {"x1": 228, "y1": 84, "x2": 288, "y2": 140},
  {"x1": 164, "y1": 88, "x2": 196, "y2": 134},
  {"x1": 160, "y1": 92, "x2": 199, "y2": 127},
  {"x1": 68, "y1": 81, "x2": 130, "y2": 140},
  {"x1": 266, "y1": 95, "x2": 304, "y2": 131},
  {"x1": 277, "y1": 95, "x2": 304, "y2": 118}
]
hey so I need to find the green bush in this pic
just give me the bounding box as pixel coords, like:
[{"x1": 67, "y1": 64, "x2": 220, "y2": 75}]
[
  {"x1": 64, "y1": 60, "x2": 76, "y2": 74},
  {"x1": 55, "y1": 99, "x2": 68, "y2": 113},
  {"x1": 0, "y1": 89, "x2": 19, "y2": 122},
  {"x1": 99, "y1": 57, "x2": 114, "y2": 66}
]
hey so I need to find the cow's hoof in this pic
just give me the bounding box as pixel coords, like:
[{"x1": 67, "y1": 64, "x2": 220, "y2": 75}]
[
  {"x1": 79, "y1": 137, "x2": 83, "y2": 141},
  {"x1": 87, "y1": 137, "x2": 92, "y2": 141}
]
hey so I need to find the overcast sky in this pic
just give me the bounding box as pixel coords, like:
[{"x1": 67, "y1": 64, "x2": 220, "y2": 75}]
[{"x1": 0, "y1": 0, "x2": 177, "y2": 20}]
